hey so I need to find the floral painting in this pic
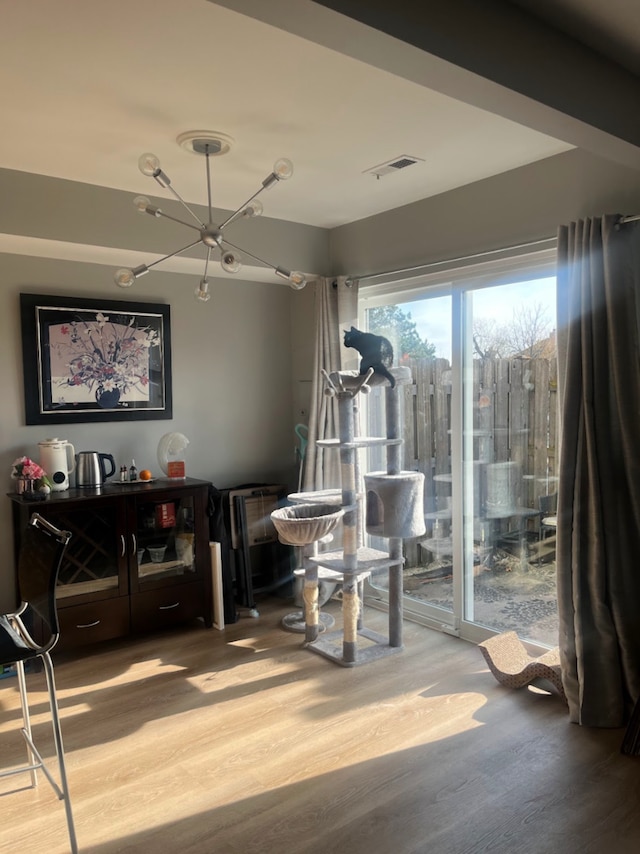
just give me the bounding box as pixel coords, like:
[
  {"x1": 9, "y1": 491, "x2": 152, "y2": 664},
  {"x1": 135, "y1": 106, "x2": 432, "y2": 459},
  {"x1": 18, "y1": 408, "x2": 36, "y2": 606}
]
[
  {"x1": 20, "y1": 294, "x2": 172, "y2": 424},
  {"x1": 48, "y1": 312, "x2": 158, "y2": 408}
]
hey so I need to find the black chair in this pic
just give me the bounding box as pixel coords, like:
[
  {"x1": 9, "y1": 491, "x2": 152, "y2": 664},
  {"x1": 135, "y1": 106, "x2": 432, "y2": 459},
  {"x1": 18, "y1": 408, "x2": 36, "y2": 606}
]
[
  {"x1": 538, "y1": 492, "x2": 558, "y2": 540},
  {"x1": 0, "y1": 513, "x2": 77, "y2": 853}
]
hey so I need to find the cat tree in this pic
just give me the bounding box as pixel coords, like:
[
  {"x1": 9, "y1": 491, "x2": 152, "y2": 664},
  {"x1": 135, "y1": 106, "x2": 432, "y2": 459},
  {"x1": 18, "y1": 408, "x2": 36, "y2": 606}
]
[{"x1": 272, "y1": 365, "x2": 425, "y2": 666}]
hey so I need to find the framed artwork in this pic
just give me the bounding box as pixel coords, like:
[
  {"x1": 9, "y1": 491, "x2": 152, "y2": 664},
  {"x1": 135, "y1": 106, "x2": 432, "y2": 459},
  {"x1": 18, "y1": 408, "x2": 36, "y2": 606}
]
[{"x1": 20, "y1": 293, "x2": 172, "y2": 424}]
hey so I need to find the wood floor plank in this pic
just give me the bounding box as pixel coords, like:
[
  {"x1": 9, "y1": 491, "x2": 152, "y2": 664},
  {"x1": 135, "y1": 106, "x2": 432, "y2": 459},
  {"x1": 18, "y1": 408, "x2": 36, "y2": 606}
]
[{"x1": 1, "y1": 598, "x2": 639, "y2": 854}]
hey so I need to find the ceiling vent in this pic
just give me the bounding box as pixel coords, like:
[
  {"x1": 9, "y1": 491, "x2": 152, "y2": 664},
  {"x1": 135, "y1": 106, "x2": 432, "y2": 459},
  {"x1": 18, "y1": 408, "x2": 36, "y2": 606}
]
[{"x1": 364, "y1": 154, "x2": 424, "y2": 179}]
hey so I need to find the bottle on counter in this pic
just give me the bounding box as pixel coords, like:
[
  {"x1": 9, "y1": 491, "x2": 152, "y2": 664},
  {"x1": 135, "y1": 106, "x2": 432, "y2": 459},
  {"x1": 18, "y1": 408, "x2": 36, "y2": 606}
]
[
  {"x1": 120, "y1": 465, "x2": 128, "y2": 482},
  {"x1": 129, "y1": 459, "x2": 138, "y2": 482}
]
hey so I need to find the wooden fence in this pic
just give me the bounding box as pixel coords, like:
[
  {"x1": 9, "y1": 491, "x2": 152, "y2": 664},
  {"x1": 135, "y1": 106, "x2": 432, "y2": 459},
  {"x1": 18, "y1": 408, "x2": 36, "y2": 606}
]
[{"x1": 366, "y1": 356, "x2": 558, "y2": 564}]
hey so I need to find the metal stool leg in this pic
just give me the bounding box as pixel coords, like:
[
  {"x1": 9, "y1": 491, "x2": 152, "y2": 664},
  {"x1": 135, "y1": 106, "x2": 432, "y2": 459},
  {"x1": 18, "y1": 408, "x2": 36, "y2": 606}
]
[
  {"x1": 42, "y1": 652, "x2": 78, "y2": 854},
  {"x1": 16, "y1": 659, "x2": 39, "y2": 788}
]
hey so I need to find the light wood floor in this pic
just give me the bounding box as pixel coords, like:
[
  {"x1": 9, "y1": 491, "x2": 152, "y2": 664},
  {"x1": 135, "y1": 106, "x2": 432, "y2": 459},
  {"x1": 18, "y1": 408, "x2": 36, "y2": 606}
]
[{"x1": 1, "y1": 597, "x2": 639, "y2": 854}]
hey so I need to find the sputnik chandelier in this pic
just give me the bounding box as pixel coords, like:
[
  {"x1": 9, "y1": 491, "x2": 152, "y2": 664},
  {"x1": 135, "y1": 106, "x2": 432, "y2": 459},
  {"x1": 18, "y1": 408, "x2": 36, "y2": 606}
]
[{"x1": 114, "y1": 131, "x2": 307, "y2": 302}]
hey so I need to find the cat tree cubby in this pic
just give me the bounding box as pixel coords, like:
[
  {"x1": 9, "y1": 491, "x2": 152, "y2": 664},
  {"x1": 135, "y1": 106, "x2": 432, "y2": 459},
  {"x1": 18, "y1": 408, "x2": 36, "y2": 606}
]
[{"x1": 273, "y1": 365, "x2": 425, "y2": 667}]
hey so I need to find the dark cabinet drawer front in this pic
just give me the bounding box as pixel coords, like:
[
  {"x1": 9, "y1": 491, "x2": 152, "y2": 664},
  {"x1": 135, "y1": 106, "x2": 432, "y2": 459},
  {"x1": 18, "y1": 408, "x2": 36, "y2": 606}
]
[
  {"x1": 131, "y1": 582, "x2": 202, "y2": 633},
  {"x1": 58, "y1": 597, "x2": 130, "y2": 650}
]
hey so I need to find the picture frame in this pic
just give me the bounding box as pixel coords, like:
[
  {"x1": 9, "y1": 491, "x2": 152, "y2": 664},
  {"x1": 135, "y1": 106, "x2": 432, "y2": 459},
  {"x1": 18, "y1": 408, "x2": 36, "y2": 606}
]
[{"x1": 20, "y1": 293, "x2": 172, "y2": 425}]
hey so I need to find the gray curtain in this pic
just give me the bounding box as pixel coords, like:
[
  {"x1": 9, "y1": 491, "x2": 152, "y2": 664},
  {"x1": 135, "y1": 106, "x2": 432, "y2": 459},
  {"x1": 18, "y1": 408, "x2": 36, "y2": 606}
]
[
  {"x1": 303, "y1": 276, "x2": 359, "y2": 491},
  {"x1": 556, "y1": 215, "x2": 640, "y2": 727}
]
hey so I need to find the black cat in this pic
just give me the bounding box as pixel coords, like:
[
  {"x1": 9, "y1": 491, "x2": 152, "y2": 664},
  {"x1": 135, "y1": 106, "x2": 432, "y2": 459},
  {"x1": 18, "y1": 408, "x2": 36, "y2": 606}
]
[{"x1": 343, "y1": 326, "x2": 395, "y2": 387}]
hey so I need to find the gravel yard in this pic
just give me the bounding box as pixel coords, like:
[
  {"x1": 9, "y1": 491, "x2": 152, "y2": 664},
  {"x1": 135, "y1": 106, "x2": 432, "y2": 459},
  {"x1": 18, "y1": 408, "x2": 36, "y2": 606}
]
[{"x1": 382, "y1": 548, "x2": 559, "y2": 647}]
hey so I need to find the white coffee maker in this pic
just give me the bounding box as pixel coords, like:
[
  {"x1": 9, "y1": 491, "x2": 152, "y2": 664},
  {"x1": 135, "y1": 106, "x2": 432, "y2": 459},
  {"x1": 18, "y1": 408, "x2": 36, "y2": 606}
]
[{"x1": 38, "y1": 438, "x2": 76, "y2": 492}]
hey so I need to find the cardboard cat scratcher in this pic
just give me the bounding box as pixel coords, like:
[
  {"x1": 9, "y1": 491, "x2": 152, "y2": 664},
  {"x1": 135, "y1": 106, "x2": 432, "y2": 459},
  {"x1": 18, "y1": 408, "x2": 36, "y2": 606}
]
[{"x1": 479, "y1": 631, "x2": 566, "y2": 702}]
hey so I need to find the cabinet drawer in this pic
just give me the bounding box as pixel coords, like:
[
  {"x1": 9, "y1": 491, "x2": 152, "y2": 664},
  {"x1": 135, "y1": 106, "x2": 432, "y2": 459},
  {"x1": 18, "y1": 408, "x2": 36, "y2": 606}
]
[
  {"x1": 130, "y1": 581, "x2": 203, "y2": 633},
  {"x1": 57, "y1": 597, "x2": 130, "y2": 651}
]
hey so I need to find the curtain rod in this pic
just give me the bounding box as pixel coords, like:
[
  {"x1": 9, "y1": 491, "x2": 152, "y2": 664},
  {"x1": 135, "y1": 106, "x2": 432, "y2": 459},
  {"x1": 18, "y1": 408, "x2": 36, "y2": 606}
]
[
  {"x1": 346, "y1": 235, "x2": 556, "y2": 286},
  {"x1": 346, "y1": 214, "x2": 640, "y2": 286}
]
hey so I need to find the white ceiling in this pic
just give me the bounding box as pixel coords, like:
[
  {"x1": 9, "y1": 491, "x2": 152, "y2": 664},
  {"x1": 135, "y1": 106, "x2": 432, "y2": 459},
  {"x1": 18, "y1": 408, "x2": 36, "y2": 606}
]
[{"x1": 0, "y1": 0, "x2": 637, "y2": 231}]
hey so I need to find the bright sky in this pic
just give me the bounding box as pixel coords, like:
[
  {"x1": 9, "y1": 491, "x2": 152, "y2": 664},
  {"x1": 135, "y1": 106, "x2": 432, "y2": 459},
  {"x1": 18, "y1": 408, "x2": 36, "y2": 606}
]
[{"x1": 396, "y1": 276, "x2": 556, "y2": 359}]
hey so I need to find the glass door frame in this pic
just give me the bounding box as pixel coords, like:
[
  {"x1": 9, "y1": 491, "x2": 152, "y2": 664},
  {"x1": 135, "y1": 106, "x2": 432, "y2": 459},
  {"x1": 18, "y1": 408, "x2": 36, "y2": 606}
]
[{"x1": 358, "y1": 248, "x2": 556, "y2": 652}]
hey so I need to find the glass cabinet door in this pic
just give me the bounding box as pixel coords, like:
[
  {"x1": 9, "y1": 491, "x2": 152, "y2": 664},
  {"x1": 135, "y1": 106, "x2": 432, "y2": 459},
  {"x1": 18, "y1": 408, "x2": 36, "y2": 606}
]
[
  {"x1": 41, "y1": 501, "x2": 125, "y2": 601},
  {"x1": 133, "y1": 493, "x2": 198, "y2": 587}
]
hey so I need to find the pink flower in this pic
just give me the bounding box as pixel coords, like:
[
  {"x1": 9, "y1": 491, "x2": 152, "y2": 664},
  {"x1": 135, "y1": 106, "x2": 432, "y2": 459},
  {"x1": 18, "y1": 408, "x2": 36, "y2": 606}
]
[{"x1": 11, "y1": 456, "x2": 46, "y2": 480}]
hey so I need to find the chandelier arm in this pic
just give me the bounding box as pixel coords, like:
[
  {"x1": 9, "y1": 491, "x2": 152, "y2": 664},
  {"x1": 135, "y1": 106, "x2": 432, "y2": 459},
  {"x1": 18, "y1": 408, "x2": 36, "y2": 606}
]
[
  {"x1": 205, "y1": 150, "x2": 213, "y2": 224},
  {"x1": 221, "y1": 238, "x2": 279, "y2": 271},
  {"x1": 203, "y1": 246, "x2": 212, "y2": 281},
  {"x1": 154, "y1": 209, "x2": 203, "y2": 233},
  {"x1": 143, "y1": 238, "x2": 205, "y2": 272},
  {"x1": 221, "y1": 238, "x2": 305, "y2": 288},
  {"x1": 162, "y1": 183, "x2": 207, "y2": 228},
  {"x1": 218, "y1": 184, "x2": 268, "y2": 230}
]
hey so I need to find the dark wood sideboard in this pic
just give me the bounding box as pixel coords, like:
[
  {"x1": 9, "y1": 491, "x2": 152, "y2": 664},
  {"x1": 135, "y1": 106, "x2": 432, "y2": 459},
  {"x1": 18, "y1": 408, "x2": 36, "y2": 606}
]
[{"x1": 8, "y1": 477, "x2": 213, "y2": 653}]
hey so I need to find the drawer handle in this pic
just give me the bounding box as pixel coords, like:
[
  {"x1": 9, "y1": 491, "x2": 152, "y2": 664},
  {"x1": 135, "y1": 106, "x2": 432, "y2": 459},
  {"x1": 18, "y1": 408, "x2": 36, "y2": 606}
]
[
  {"x1": 159, "y1": 602, "x2": 180, "y2": 611},
  {"x1": 76, "y1": 620, "x2": 101, "y2": 629}
]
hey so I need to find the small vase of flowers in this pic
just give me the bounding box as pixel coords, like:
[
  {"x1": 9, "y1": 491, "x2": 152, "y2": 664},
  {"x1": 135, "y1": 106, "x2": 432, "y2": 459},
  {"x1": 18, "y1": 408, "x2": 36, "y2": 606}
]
[{"x1": 11, "y1": 456, "x2": 52, "y2": 500}]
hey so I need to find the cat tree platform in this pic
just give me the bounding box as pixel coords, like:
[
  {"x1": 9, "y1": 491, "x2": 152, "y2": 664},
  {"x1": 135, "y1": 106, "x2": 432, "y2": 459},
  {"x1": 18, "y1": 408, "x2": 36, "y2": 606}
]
[{"x1": 306, "y1": 546, "x2": 406, "y2": 666}]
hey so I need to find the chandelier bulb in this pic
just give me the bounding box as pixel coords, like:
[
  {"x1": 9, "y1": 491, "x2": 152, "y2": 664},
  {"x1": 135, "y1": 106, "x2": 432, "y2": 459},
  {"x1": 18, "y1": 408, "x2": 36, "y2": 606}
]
[
  {"x1": 138, "y1": 152, "x2": 160, "y2": 177},
  {"x1": 114, "y1": 268, "x2": 135, "y2": 288},
  {"x1": 243, "y1": 200, "x2": 263, "y2": 218},
  {"x1": 273, "y1": 158, "x2": 293, "y2": 180},
  {"x1": 275, "y1": 266, "x2": 306, "y2": 289},
  {"x1": 194, "y1": 280, "x2": 212, "y2": 302},
  {"x1": 133, "y1": 195, "x2": 151, "y2": 213},
  {"x1": 221, "y1": 252, "x2": 242, "y2": 274}
]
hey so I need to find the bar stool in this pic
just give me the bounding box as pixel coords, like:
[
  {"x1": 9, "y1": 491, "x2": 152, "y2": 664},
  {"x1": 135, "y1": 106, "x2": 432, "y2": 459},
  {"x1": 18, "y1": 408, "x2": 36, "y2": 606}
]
[{"x1": 0, "y1": 512, "x2": 77, "y2": 853}]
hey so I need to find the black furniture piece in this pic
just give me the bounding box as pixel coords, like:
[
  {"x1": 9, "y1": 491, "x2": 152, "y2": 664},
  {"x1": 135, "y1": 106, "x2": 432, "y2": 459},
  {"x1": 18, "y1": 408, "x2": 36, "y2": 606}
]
[
  {"x1": 8, "y1": 478, "x2": 212, "y2": 653},
  {"x1": 218, "y1": 484, "x2": 292, "y2": 616},
  {"x1": 0, "y1": 512, "x2": 77, "y2": 853},
  {"x1": 621, "y1": 697, "x2": 640, "y2": 756}
]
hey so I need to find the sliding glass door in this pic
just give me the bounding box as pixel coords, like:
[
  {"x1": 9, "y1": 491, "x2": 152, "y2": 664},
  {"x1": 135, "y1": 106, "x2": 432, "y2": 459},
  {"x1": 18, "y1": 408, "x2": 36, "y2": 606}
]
[{"x1": 361, "y1": 266, "x2": 558, "y2": 648}]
